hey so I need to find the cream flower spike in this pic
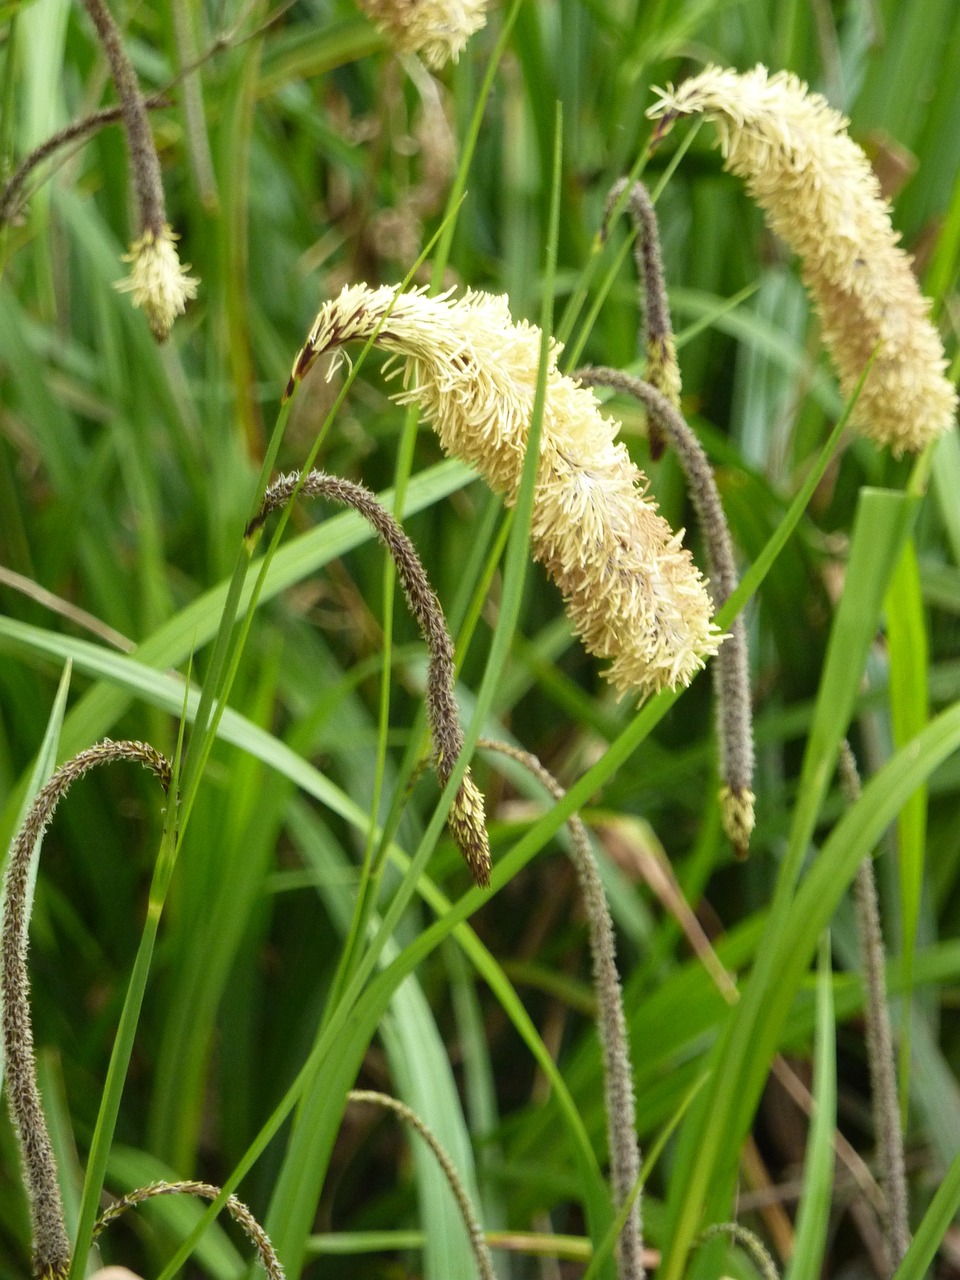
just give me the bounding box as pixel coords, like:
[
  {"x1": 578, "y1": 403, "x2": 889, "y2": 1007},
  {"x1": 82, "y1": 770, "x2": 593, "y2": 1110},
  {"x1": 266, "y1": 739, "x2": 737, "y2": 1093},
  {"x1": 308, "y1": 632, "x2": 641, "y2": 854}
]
[
  {"x1": 115, "y1": 223, "x2": 198, "y2": 342},
  {"x1": 286, "y1": 284, "x2": 722, "y2": 699},
  {"x1": 356, "y1": 0, "x2": 488, "y2": 68},
  {"x1": 648, "y1": 64, "x2": 958, "y2": 455}
]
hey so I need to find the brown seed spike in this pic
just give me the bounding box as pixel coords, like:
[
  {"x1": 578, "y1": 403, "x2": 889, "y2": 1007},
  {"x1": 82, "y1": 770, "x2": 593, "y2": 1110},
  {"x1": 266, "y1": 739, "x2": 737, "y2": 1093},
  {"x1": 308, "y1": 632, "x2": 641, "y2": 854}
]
[
  {"x1": 253, "y1": 470, "x2": 491, "y2": 887},
  {"x1": 2, "y1": 739, "x2": 172, "y2": 1280}
]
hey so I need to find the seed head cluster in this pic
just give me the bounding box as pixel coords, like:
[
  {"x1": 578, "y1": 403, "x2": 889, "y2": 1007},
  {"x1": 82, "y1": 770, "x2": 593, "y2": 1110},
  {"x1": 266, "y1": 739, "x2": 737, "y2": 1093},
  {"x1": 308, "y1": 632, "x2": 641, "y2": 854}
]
[
  {"x1": 287, "y1": 284, "x2": 722, "y2": 700},
  {"x1": 355, "y1": 0, "x2": 488, "y2": 68},
  {"x1": 648, "y1": 64, "x2": 957, "y2": 455}
]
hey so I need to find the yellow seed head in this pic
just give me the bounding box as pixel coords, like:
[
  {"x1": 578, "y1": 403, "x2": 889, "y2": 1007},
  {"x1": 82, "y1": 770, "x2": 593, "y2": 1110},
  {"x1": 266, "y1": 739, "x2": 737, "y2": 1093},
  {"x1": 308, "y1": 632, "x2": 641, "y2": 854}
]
[
  {"x1": 289, "y1": 283, "x2": 723, "y2": 700},
  {"x1": 645, "y1": 333, "x2": 682, "y2": 410},
  {"x1": 648, "y1": 64, "x2": 957, "y2": 454},
  {"x1": 448, "y1": 771, "x2": 491, "y2": 887},
  {"x1": 114, "y1": 223, "x2": 199, "y2": 342},
  {"x1": 355, "y1": 0, "x2": 488, "y2": 68},
  {"x1": 719, "y1": 784, "x2": 756, "y2": 861}
]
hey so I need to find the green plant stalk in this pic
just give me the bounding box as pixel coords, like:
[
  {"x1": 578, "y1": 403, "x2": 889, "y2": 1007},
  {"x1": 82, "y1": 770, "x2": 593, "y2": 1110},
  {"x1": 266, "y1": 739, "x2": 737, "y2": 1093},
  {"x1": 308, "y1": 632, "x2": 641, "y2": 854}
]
[
  {"x1": 785, "y1": 933, "x2": 837, "y2": 1280},
  {"x1": 287, "y1": 209, "x2": 465, "y2": 1017},
  {"x1": 155, "y1": 103, "x2": 568, "y2": 1280},
  {"x1": 884, "y1": 537, "x2": 928, "y2": 1124},
  {"x1": 332, "y1": 0, "x2": 528, "y2": 995},
  {"x1": 335, "y1": 414, "x2": 420, "y2": 998}
]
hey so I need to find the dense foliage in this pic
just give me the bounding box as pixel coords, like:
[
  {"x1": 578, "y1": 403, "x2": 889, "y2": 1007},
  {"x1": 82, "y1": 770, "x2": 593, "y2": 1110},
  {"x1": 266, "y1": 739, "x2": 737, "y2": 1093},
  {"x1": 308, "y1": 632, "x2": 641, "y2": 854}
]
[{"x1": 1, "y1": 1, "x2": 959, "y2": 1278}]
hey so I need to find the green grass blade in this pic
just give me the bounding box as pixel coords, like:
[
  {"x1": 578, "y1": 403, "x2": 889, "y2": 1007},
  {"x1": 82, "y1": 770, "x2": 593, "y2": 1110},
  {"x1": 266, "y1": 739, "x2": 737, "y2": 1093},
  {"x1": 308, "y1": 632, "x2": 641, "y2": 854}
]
[
  {"x1": 660, "y1": 486, "x2": 919, "y2": 1280},
  {"x1": 891, "y1": 1139, "x2": 960, "y2": 1280},
  {"x1": 884, "y1": 536, "x2": 929, "y2": 1114},
  {"x1": 785, "y1": 933, "x2": 837, "y2": 1280}
]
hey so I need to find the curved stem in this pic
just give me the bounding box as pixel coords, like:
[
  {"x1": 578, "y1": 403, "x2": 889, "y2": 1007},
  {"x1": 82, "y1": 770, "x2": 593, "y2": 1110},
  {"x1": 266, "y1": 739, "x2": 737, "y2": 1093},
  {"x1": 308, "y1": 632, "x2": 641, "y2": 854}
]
[
  {"x1": 248, "y1": 470, "x2": 490, "y2": 886},
  {"x1": 0, "y1": 93, "x2": 168, "y2": 226},
  {"x1": 1, "y1": 740, "x2": 171, "y2": 1280},
  {"x1": 94, "y1": 1180, "x2": 283, "y2": 1279},
  {"x1": 348, "y1": 1090, "x2": 495, "y2": 1280}
]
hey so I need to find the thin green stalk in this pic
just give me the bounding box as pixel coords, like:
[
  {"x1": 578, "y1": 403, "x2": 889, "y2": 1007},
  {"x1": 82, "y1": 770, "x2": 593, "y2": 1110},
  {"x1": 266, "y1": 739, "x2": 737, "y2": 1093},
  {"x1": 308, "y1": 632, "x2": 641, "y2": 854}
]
[
  {"x1": 154, "y1": 103, "x2": 567, "y2": 1280},
  {"x1": 344, "y1": 0, "x2": 526, "y2": 988}
]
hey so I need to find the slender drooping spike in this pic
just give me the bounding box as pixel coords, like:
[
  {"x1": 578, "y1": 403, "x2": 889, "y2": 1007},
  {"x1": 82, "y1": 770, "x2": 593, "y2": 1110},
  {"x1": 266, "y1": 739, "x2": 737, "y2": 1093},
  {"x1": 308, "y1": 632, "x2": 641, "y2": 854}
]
[
  {"x1": 577, "y1": 368, "x2": 754, "y2": 856},
  {"x1": 248, "y1": 470, "x2": 490, "y2": 887},
  {"x1": 838, "y1": 742, "x2": 910, "y2": 1269},
  {"x1": 1, "y1": 740, "x2": 171, "y2": 1280},
  {"x1": 647, "y1": 65, "x2": 957, "y2": 454},
  {"x1": 478, "y1": 739, "x2": 644, "y2": 1280},
  {"x1": 349, "y1": 1091, "x2": 495, "y2": 1280},
  {"x1": 697, "y1": 1223, "x2": 780, "y2": 1280},
  {"x1": 354, "y1": 0, "x2": 489, "y2": 68},
  {"x1": 82, "y1": 0, "x2": 197, "y2": 339},
  {"x1": 602, "y1": 180, "x2": 681, "y2": 457},
  {"x1": 94, "y1": 1181, "x2": 283, "y2": 1279},
  {"x1": 285, "y1": 284, "x2": 722, "y2": 701},
  {"x1": 0, "y1": 93, "x2": 169, "y2": 227}
]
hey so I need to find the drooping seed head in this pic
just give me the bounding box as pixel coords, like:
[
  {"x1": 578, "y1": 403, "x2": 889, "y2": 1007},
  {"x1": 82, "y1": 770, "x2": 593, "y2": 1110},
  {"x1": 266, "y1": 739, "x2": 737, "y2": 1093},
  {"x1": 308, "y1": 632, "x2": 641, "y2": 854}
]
[
  {"x1": 288, "y1": 284, "x2": 722, "y2": 701},
  {"x1": 355, "y1": 0, "x2": 489, "y2": 68},
  {"x1": 114, "y1": 222, "x2": 199, "y2": 342},
  {"x1": 647, "y1": 64, "x2": 958, "y2": 454}
]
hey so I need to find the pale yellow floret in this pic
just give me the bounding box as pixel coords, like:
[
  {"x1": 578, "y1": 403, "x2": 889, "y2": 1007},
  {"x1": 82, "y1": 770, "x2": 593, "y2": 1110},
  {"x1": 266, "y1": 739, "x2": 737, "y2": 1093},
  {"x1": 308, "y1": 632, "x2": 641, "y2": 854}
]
[
  {"x1": 719, "y1": 784, "x2": 756, "y2": 860},
  {"x1": 355, "y1": 0, "x2": 488, "y2": 68},
  {"x1": 288, "y1": 283, "x2": 722, "y2": 699},
  {"x1": 648, "y1": 64, "x2": 958, "y2": 454},
  {"x1": 448, "y1": 773, "x2": 491, "y2": 887},
  {"x1": 114, "y1": 223, "x2": 198, "y2": 342},
  {"x1": 646, "y1": 334, "x2": 682, "y2": 410}
]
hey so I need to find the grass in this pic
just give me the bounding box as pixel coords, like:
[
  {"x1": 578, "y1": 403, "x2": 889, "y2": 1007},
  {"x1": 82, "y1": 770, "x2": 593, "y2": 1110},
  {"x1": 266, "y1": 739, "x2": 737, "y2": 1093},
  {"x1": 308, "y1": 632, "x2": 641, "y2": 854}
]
[{"x1": 1, "y1": 0, "x2": 959, "y2": 1278}]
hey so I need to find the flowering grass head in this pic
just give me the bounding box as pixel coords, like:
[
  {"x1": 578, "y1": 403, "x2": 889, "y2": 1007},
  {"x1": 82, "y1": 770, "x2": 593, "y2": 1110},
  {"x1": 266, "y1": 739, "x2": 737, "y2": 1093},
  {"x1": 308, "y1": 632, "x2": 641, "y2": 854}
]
[
  {"x1": 648, "y1": 64, "x2": 958, "y2": 455},
  {"x1": 287, "y1": 283, "x2": 722, "y2": 700},
  {"x1": 355, "y1": 0, "x2": 488, "y2": 68},
  {"x1": 114, "y1": 223, "x2": 198, "y2": 342}
]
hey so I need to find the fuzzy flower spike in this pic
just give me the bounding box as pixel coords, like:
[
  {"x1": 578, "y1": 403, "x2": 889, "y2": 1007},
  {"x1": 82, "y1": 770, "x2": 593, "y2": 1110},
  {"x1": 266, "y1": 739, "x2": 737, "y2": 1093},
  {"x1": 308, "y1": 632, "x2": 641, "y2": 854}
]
[
  {"x1": 287, "y1": 284, "x2": 722, "y2": 700},
  {"x1": 81, "y1": 0, "x2": 198, "y2": 340},
  {"x1": 355, "y1": 0, "x2": 489, "y2": 68},
  {"x1": 648, "y1": 64, "x2": 957, "y2": 455},
  {"x1": 115, "y1": 223, "x2": 198, "y2": 342}
]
